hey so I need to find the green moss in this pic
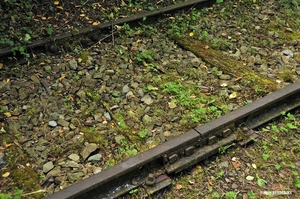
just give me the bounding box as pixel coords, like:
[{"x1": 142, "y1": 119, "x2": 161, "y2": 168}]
[
  {"x1": 174, "y1": 37, "x2": 279, "y2": 93},
  {"x1": 78, "y1": 51, "x2": 90, "y2": 62}
]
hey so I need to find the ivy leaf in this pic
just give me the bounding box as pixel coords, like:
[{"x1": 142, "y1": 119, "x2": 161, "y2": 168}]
[{"x1": 24, "y1": 33, "x2": 31, "y2": 42}]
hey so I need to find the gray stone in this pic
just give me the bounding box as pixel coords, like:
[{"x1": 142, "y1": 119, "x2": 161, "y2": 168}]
[
  {"x1": 57, "y1": 119, "x2": 69, "y2": 127},
  {"x1": 230, "y1": 85, "x2": 242, "y2": 91},
  {"x1": 105, "y1": 70, "x2": 115, "y2": 76},
  {"x1": 260, "y1": 63, "x2": 268, "y2": 71},
  {"x1": 93, "y1": 72, "x2": 103, "y2": 79},
  {"x1": 240, "y1": 46, "x2": 248, "y2": 54},
  {"x1": 87, "y1": 154, "x2": 102, "y2": 162},
  {"x1": 219, "y1": 161, "x2": 229, "y2": 168},
  {"x1": 76, "y1": 89, "x2": 86, "y2": 99},
  {"x1": 68, "y1": 58, "x2": 78, "y2": 70},
  {"x1": 254, "y1": 54, "x2": 262, "y2": 64},
  {"x1": 0, "y1": 152, "x2": 5, "y2": 168},
  {"x1": 137, "y1": 88, "x2": 144, "y2": 97},
  {"x1": 103, "y1": 112, "x2": 111, "y2": 121},
  {"x1": 190, "y1": 57, "x2": 201, "y2": 67},
  {"x1": 43, "y1": 161, "x2": 54, "y2": 173},
  {"x1": 49, "y1": 121, "x2": 57, "y2": 127},
  {"x1": 68, "y1": 153, "x2": 80, "y2": 162},
  {"x1": 282, "y1": 49, "x2": 293, "y2": 58},
  {"x1": 141, "y1": 94, "x2": 153, "y2": 105},
  {"x1": 142, "y1": 115, "x2": 152, "y2": 124},
  {"x1": 219, "y1": 74, "x2": 231, "y2": 80},
  {"x1": 67, "y1": 172, "x2": 84, "y2": 182},
  {"x1": 19, "y1": 88, "x2": 29, "y2": 100},
  {"x1": 58, "y1": 160, "x2": 79, "y2": 168},
  {"x1": 93, "y1": 167, "x2": 102, "y2": 174},
  {"x1": 258, "y1": 49, "x2": 268, "y2": 57},
  {"x1": 232, "y1": 183, "x2": 239, "y2": 189},
  {"x1": 122, "y1": 85, "x2": 130, "y2": 94},
  {"x1": 81, "y1": 143, "x2": 98, "y2": 160}
]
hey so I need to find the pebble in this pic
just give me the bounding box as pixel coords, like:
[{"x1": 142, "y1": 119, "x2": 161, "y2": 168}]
[
  {"x1": 0, "y1": 152, "x2": 5, "y2": 168},
  {"x1": 141, "y1": 94, "x2": 153, "y2": 105},
  {"x1": 58, "y1": 160, "x2": 79, "y2": 168},
  {"x1": 68, "y1": 58, "x2": 78, "y2": 70},
  {"x1": 49, "y1": 121, "x2": 57, "y2": 127},
  {"x1": 57, "y1": 119, "x2": 69, "y2": 127},
  {"x1": 103, "y1": 112, "x2": 111, "y2": 121},
  {"x1": 81, "y1": 143, "x2": 98, "y2": 160},
  {"x1": 219, "y1": 74, "x2": 231, "y2": 80},
  {"x1": 67, "y1": 172, "x2": 84, "y2": 182},
  {"x1": 282, "y1": 49, "x2": 293, "y2": 58},
  {"x1": 87, "y1": 154, "x2": 103, "y2": 162},
  {"x1": 122, "y1": 85, "x2": 130, "y2": 94},
  {"x1": 105, "y1": 70, "x2": 115, "y2": 76},
  {"x1": 219, "y1": 161, "x2": 229, "y2": 168},
  {"x1": 43, "y1": 161, "x2": 54, "y2": 173},
  {"x1": 68, "y1": 153, "x2": 80, "y2": 162}
]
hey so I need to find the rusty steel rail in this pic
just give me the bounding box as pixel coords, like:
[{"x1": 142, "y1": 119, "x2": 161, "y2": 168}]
[
  {"x1": 44, "y1": 81, "x2": 300, "y2": 199},
  {"x1": 0, "y1": 0, "x2": 214, "y2": 64}
]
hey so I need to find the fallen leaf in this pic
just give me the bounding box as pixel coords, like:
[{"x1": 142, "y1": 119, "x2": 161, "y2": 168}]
[
  {"x1": 176, "y1": 184, "x2": 182, "y2": 190},
  {"x1": 2, "y1": 172, "x2": 10, "y2": 178},
  {"x1": 4, "y1": 112, "x2": 11, "y2": 118},
  {"x1": 231, "y1": 160, "x2": 241, "y2": 168},
  {"x1": 246, "y1": 176, "x2": 254, "y2": 181},
  {"x1": 56, "y1": 6, "x2": 63, "y2": 10},
  {"x1": 92, "y1": 21, "x2": 100, "y2": 26},
  {"x1": 168, "y1": 102, "x2": 176, "y2": 109},
  {"x1": 5, "y1": 143, "x2": 14, "y2": 148},
  {"x1": 278, "y1": 172, "x2": 285, "y2": 178},
  {"x1": 54, "y1": 1, "x2": 59, "y2": 5},
  {"x1": 251, "y1": 163, "x2": 257, "y2": 169},
  {"x1": 229, "y1": 92, "x2": 237, "y2": 99}
]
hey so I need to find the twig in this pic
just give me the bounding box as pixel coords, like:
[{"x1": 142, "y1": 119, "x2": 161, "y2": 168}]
[{"x1": 22, "y1": 189, "x2": 46, "y2": 196}]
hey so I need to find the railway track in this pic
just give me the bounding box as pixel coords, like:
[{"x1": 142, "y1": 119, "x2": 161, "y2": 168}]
[
  {"x1": 44, "y1": 81, "x2": 300, "y2": 199},
  {"x1": 0, "y1": 0, "x2": 213, "y2": 65},
  {"x1": 1, "y1": 0, "x2": 300, "y2": 198}
]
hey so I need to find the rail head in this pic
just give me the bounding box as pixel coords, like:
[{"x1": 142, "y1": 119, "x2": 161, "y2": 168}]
[{"x1": 44, "y1": 81, "x2": 300, "y2": 199}]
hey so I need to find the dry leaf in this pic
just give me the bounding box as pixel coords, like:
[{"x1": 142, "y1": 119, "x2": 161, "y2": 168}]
[
  {"x1": 54, "y1": 1, "x2": 59, "y2": 5},
  {"x1": 231, "y1": 160, "x2": 241, "y2": 168},
  {"x1": 92, "y1": 21, "x2": 100, "y2": 26},
  {"x1": 56, "y1": 6, "x2": 63, "y2": 10},
  {"x1": 168, "y1": 102, "x2": 176, "y2": 109},
  {"x1": 246, "y1": 175, "x2": 254, "y2": 181},
  {"x1": 2, "y1": 172, "x2": 10, "y2": 178},
  {"x1": 176, "y1": 184, "x2": 182, "y2": 190},
  {"x1": 229, "y1": 92, "x2": 237, "y2": 99},
  {"x1": 4, "y1": 112, "x2": 11, "y2": 118}
]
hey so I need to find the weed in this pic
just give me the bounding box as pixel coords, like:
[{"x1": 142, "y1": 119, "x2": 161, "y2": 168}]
[
  {"x1": 247, "y1": 191, "x2": 256, "y2": 199},
  {"x1": 256, "y1": 173, "x2": 267, "y2": 187},
  {"x1": 219, "y1": 143, "x2": 235, "y2": 154},
  {"x1": 211, "y1": 192, "x2": 220, "y2": 198},
  {"x1": 225, "y1": 191, "x2": 235, "y2": 199},
  {"x1": 0, "y1": 187, "x2": 22, "y2": 199},
  {"x1": 216, "y1": 171, "x2": 223, "y2": 179},
  {"x1": 138, "y1": 130, "x2": 148, "y2": 139}
]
